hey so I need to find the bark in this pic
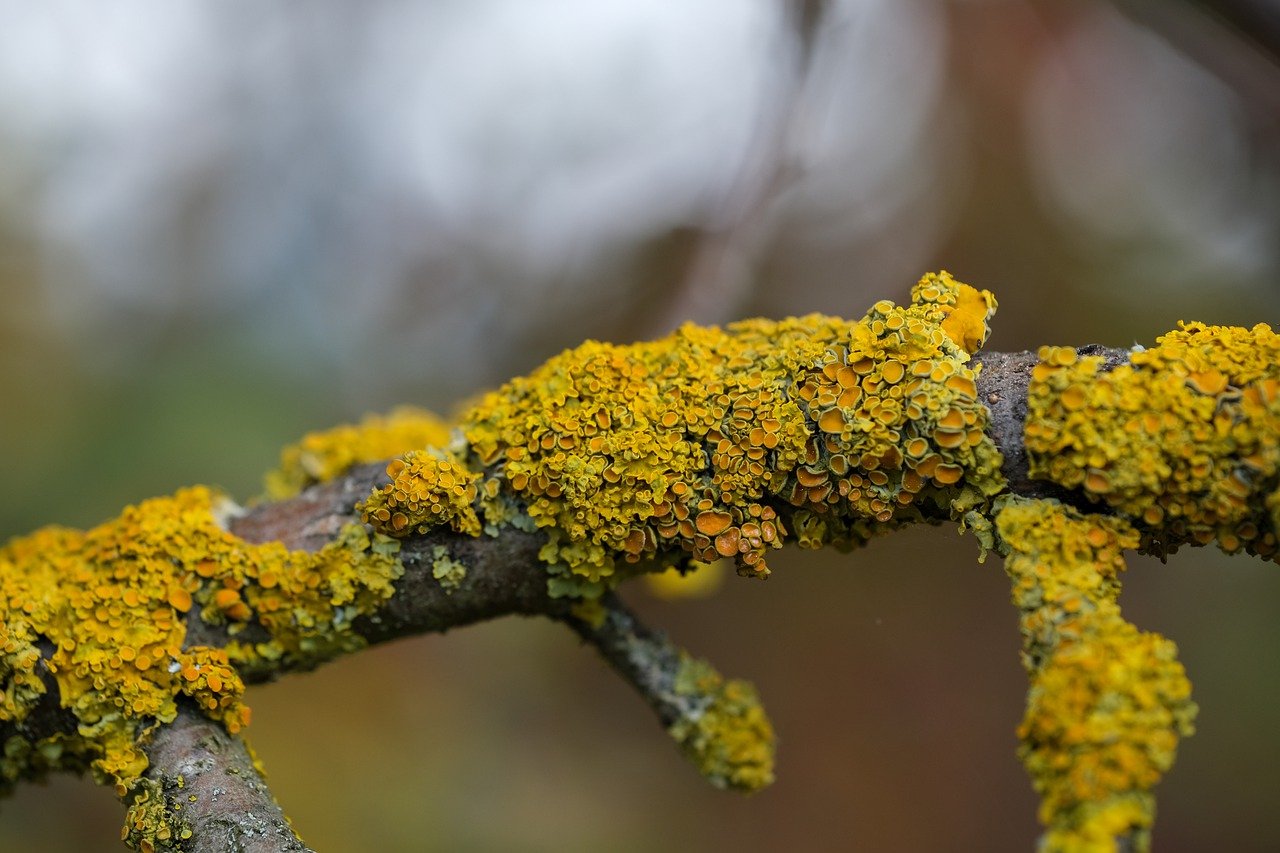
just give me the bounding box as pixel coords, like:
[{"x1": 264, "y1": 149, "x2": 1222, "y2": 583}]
[
  {"x1": 2, "y1": 343, "x2": 1233, "y2": 851},
  {"x1": 139, "y1": 706, "x2": 313, "y2": 853}
]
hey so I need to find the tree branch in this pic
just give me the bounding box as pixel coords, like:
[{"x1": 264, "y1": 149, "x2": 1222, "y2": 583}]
[
  {"x1": 3, "y1": 275, "x2": 1275, "y2": 851},
  {"x1": 128, "y1": 704, "x2": 312, "y2": 853}
]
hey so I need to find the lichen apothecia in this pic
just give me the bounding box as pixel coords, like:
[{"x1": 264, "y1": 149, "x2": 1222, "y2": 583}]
[
  {"x1": 1026, "y1": 322, "x2": 1280, "y2": 560},
  {"x1": 12, "y1": 270, "x2": 1268, "y2": 850},
  {"x1": 459, "y1": 270, "x2": 1004, "y2": 599},
  {"x1": 0, "y1": 487, "x2": 401, "y2": 834}
]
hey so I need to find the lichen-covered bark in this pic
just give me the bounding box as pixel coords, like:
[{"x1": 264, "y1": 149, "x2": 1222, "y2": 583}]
[
  {"x1": 2, "y1": 272, "x2": 1277, "y2": 851},
  {"x1": 995, "y1": 497, "x2": 1196, "y2": 850},
  {"x1": 129, "y1": 705, "x2": 312, "y2": 853},
  {"x1": 564, "y1": 593, "x2": 775, "y2": 792},
  {"x1": 973, "y1": 345, "x2": 1129, "y2": 501},
  {"x1": 1026, "y1": 324, "x2": 1280, "y2": 561}
]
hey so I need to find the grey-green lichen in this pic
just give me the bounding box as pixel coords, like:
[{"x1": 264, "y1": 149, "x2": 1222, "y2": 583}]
[
  {"x1": 668, "y1": 653, "x2": 775, "y2": 793},
  {"x1": 996, "y1": 496, "x2": 1197, "y2": 852},
  {"x1": 428, "y1": 545, "x2": 467, "y2": 594}
]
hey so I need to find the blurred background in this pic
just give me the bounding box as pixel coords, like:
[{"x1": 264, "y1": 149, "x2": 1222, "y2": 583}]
[{"x1": 1, "y1": 0, "x2": 1278, "y2": 850}]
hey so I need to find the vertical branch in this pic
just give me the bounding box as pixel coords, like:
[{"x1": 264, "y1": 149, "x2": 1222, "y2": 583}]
[
  {"x1": 995, "y1": 497, "x2": 1197, "y2": 851},
  {"x1": 129, "y1": 706, "x2": 312, "y2": 853},
  {"x1": 646, "y1": 1, "x2": 829, "y2": 333}
]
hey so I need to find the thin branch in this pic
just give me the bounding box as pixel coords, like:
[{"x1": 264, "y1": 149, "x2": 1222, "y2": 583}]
[
  {"x1": 562, "y1": 593, "x2": 776, "y2": 792},
  {"x1": 561, "y1": 593, "x2": 692, "y2": 728}
]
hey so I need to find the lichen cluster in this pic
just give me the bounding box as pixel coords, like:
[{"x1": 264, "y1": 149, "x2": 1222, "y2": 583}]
[
  {"x1": 263, "y1": 406, "x2": 454, "y2": 500},
  {"x1": 668, "y1": 654, "x2": 775, "y2": 793},
  {"x1": 0, "y1": 486, "x2": 402, "y2": 822},
  {"x1": 361, "y1": 450, "x2": 482, "y2": 538},
  {"x1": 9, "y1": 270, "x2": 1273, "y2": 849},
  {"x1": 427, "y1": 545, "x2": 468, "y2": 594},
  {"x1": 996, "y1": 497, "x2": 1197, "y2": 851},
  {"x1": 1026, "y1": 322, "x2": 1280, "y2": 561},
  {"x1": 461, "y1": 271, "x2": 1005, "y2": 598},
  {"x1": 121, "y1": 777, "x2": 190, "y2": 852}
]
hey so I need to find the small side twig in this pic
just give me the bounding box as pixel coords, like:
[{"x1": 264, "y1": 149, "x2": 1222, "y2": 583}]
[{"x1": 563, "y1": 593, "x2": 776, "y2": 793}]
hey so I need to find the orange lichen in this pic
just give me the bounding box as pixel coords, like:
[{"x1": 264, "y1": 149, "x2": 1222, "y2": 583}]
[
  {"x1": 996, "y1": 496, "x2": 1196, "y2": 850},
  {"x1": 462, "y1": 271, "x2": 1005, "y2": 598},
  {"x1": 360, "y1": 450, "x2": 483, "y2": 538},
  {"x1": 1025, "y1": 323, "x2": 1280, "y2": 560},
  {"x1": 0, "y1": 486, "x2": 402, "y2": 827},
  {"x1": 263, "y1": 406, "x2": 454, "y2": 499}
]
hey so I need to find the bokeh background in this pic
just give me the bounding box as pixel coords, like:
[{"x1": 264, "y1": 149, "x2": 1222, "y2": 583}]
[{"x1": 2, "y1": 1, "x2": 1279, "y2": 850}]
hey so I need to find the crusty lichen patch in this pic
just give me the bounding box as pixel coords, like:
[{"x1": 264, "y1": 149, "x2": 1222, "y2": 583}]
[
  {"x1": 461, "y1": 271, "x2": 1005, "y2": 598},
  {"x1": 668, "y1": 653, "x2": 775, "y2": 793},
  {"x1": 996, "y1": 496, "x2": 1197, "y2": 851},
  {"x1": 1025, "y1": 322, "x2": 1280, "y2": 561},
  {"x1": 264, "y1": 406, "x2": 454, "y2": 500},
  {"x1": 0, "y1": 485, "x2": 402, "y2": 839}
]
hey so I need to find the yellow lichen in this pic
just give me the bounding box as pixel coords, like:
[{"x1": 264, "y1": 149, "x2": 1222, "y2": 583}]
[
  {"x1": 926, "y1": 270, "x2": 998, "y2": 354},
  {"x1": 996, "y1": 496, "x2": 1197, "y2": 851},
  {"x1": 121, "y1": 777, "x2": 189, "y2": 852},
  {"x1": 668, "y1": 654, "x2": 775, "y2": 793},
  {"x1": 361, "y1": 450, "x2": 482, "y2": 538},
  {"x1": 0, "y1": 486, "x2": 402, "y2": 818},
  {"x1": 1025, "y1": 323, "x2": 1280, "y2": 560},
  {"x1": 263, "y1": 406, "x2": 454, "y2": 500},
  {"x1": 462, "y1": 271, "x2": 1005, "y2": 597}
]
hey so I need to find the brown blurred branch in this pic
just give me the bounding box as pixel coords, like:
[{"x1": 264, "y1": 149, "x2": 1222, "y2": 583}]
[
  {"x1": 1182, "y1": 0, "x2": 1280, "y2": 65},
  {"x1": 1116, "y1": 0, "x2": 1280, "y2": 120}
]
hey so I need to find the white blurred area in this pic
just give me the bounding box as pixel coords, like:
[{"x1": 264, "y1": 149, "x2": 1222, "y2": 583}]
[
  {"x1": 0, "y1": 0, "x2": 1275, "y2": 404},
  {"x1": 0, "y1": 0, "x2": 1274, "y2": 485},
  {"x1": 0, "y1": 0, "x2": 951, "y2": 398}
]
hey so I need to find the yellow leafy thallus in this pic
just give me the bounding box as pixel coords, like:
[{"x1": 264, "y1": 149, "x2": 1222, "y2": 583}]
[{"x1": 3, "y1": 271, "x2": 1277, "y2": 851}]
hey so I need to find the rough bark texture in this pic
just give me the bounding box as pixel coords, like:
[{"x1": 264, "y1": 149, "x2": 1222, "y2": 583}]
[
  {"x1": 140, "y1": 706, "x2": 312, "y2": 853},
  {"x1": 565, "y1": 593, "x2": 695, "y2": 729},
  {"x1": 974, "y1": 345, "x2": 1128, "y2": 503}
]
